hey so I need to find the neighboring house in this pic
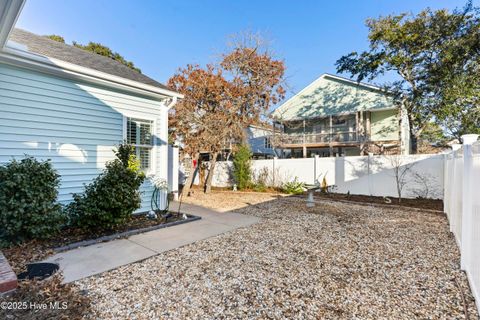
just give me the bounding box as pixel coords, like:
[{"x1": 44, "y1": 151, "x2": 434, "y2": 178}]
[
  {"x1": 272, "y1": 73, "x2": 410, "y2": 158},
  {"x1": 0, "y1": 1, "x2": 182, "y2": 212},
  {"x1": 246, "y1": 125, "x2": 278, "y2": 159}
]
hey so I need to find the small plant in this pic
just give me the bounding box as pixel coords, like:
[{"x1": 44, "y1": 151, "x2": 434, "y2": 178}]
[
  {"x1": 0, "y1": 157, "x2": 64, "y2": 245},
  {"x1": 386, "y1": 155, "x2": 415, "y2": 203},
  {"x1": 321, "y1": 175, "x2": 328, "y2": 193},
  {"x1": 233, "y1": 144, "x2": 252, "y2": 190},
  {"x1": 66, "y1": 144, "x2": 145, "y2": 230},
  {"x1": 282, "y1": 177, "x2": 306, "y2": 195},
  {"x1": 320, "y1": 174, "x2": 337, "y2": 194},
  {"x1": 252, "y1": 183, "x2": 267, "y2": 192},
  {"x1": 409, "y1": 171, "x2": 441, "y2": 199},
  {"x1": 252, "y1": 167, "x2": 269, "y2": 192}
]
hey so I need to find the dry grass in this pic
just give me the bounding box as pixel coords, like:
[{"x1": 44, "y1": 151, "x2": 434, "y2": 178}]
[{"x1": 181, "y1": 190, "x2": 285, "y2": 212}]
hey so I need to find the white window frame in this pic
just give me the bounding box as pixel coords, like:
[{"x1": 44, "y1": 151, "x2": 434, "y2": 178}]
[
  {"x1": 264, "y1": 137, "x2": 272, "y2": 149},
  {"x1": 123, "y1": 115, "x2": 156, "y2": 175}
]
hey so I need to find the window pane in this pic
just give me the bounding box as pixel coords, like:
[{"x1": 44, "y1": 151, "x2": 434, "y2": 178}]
[
  {"x1": 127, "y1": 118, "x2": 153, "y2": 145},
  {"x1": 127, "y1": 119, "x2": 137, "y2": 144},
  {"x1": 126, "y1": 117, "x2": 153, "y2": 171},
  {"x1": 138, "y1": 147, "x2": 151, "y2": 170},
  {"x1": 139, "y1": 122, "x2": 152, "y2": 145}
]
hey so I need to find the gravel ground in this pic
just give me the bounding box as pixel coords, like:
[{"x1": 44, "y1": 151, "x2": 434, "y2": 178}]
[{"x1": 77, "y1": 193, "x2": 478, "y2": 319}]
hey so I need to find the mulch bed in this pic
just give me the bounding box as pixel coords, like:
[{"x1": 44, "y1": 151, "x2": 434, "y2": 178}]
[
  {"x1": 189, "y1": 186, "x2": 443, "y2": 211},
  {"x1": 2, "y1": 213, "x2": 184, "y2": 274},
  {"x1": 314, "y1": 192, "x2": 443, "y2": 211},
  {"x1": 0, "y1": 273, "x2": 92, "y2": 320},
  {"x1": 189, "y1": 185, "x2": 284, "y2": 194}
]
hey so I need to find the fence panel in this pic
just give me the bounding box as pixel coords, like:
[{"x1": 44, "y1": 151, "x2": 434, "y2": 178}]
[
  {"x1": 466, "y1": 142, "x2": 480, "y2": 304},
  {"x1": 207, "y1": 154, "x2": 444, "y2": 199},
  {"x1": 444, "y1": 139, "x2": 480, "y2": 312}
]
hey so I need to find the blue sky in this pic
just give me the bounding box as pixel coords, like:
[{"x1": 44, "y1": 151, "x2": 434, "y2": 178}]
[{"x1": 16, "y1": 0, "x2": 473, "y2": 100}]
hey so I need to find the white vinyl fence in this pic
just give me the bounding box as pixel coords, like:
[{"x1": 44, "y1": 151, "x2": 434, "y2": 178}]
[
  {"x1": 167, "y1": 146, "x2": 179, "y2": 200},
  {"x1": 444, "y1": 136, "x2": 480, "y2": 310},
  {"x1": 209, "y1": 154, "x2": 445, "y2": 199}
]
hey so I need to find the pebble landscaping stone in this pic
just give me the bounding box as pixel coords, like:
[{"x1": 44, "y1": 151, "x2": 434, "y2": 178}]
[{"x1": 77, "y1": 193, "x2": 478, "y2": 319}]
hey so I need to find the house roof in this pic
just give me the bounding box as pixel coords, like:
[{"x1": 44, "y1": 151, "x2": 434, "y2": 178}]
[
  {"x1": 9, "y1": 28, "x2": 171, "y2": 91},
  {"x1": 272, "y1": 73, "x2": 396, "y2": 121}
]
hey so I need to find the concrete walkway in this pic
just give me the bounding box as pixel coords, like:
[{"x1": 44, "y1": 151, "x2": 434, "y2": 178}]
[{"x1": 45, "y1": 202, "x2": 260, "y2": 283}]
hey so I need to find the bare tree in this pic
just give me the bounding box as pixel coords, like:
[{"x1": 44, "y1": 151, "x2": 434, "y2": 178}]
[
  {"x1": 409, "y1": 171, "x2": 441, "y2": 199},
  {"x1": 385, "y1": 155, "x2": 415, "y2": 203}
]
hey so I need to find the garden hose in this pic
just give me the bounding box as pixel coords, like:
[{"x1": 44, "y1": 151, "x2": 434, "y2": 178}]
[{"x1": 151, "y1": 186, "x2": 169, "y2": 214}]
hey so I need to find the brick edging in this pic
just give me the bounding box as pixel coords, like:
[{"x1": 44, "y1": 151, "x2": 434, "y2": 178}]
[
  {"x1": 54, "y1": 214, "x2": 202, "y2": 252},
  {"x1": 0, "y1": 251, "x2": 17, "y2": 295}
]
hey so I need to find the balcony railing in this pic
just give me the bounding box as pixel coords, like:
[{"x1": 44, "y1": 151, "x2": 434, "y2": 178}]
[{"x1": 279, "y1": 131, "x2": 359, "y2": 145}]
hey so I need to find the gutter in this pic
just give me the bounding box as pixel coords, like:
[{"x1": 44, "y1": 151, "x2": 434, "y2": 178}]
[
  {"x1": 165, "y1": 96, "x2": 178, "y2": 109},
  {"x1": 0, "y1": 46, "x2": 183, "y2": 101}
]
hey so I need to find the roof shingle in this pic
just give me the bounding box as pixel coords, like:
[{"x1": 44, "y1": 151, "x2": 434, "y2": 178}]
[{"x1": 9, "y1": 28, "x2": 171, "y2": 91}]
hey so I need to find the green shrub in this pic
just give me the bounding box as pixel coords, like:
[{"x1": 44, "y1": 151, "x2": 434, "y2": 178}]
[
  {"x1": 233, "y1": 144, "x2": 252, "y2": 190},
  {"x1": 252, "y1": 183, "x2": 267, "y2": 192},
  {"x1": 282, "y1": 177, "x2": 306, "y2": 195},
  {"x1": 0, "y1": 157, "x2": 64, "y2": 245},
  {"x1": 66, "y1": 144, "x2": 145, "y2": 230}
]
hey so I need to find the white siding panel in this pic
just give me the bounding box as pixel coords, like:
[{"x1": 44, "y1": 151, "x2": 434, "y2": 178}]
[{"x1": 0, "y1": 64, "x2": 169, "y2": 212}]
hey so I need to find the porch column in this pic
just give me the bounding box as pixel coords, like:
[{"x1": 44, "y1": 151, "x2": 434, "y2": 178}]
[
  {"x1": 329, "y1": 115, "x2": 333, "y2": 157},
  {"x1": 303, "y1": 119, "x2": 307, "y2": 158},
  {"x1": 366, "y1": 111, "x2": 371, "y2": 140},
  {"x1": 359, "y1": 111, "x2": 365, "y2": 156}
]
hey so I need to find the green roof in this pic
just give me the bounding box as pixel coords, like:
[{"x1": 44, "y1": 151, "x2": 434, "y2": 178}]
[{"x1": 272, "y1": 74, "x2": 396, "y2": 121}]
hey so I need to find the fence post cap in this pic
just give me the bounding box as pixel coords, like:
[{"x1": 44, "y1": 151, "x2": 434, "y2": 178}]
[{"x1": 461, "y1": 134, "x2": 479, "y2": 145}]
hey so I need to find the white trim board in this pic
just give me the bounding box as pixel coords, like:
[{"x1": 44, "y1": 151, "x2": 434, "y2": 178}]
[{"x1": 0, "y1": 46, "x2": 182, "y2": 101}]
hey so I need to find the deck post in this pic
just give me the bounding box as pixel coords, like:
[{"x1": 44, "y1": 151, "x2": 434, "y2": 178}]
[
  {"x1": 329, "y1": 115, "x2": 333, "y2": 157},
  {"x1": 303, "y1": 119, "x2": 307, "y2": 158},
  {"x1": 359, "y1": 111, "x2": 365, "y2": 155}
]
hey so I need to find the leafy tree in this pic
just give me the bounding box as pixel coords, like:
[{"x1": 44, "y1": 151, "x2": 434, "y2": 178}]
[
  {"x1": 44, "y1": 33, "x2": 142, "y2": 73},
  {"x1": 336, "y1": 2, "x2": 480, "y2": 151},
  {"x1": 233, "y1": 144, "x2": 252, "y2": 190},
  {"x1": 45, "y1": 34, "x2": 65, "y2": 43},
  {"x1": 430, "y1": 61, "x2": 480, "y2": 140},
  {"x1": 169, "y1": 32, "x2": 286, "y2": 194},
  {"x1": 73, "y1": 41, "x2": 141, "y2": 73},
  {"x1": 168, "y1": 64, "x2": 230, "y2": 196},
  {"x1": 419, "y1": 122, "x2": 447, "y2": 145}
]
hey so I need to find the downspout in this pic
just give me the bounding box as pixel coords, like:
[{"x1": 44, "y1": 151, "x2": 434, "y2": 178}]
[{"x1": 165, "y1": 96, "x2": 178, "y2": 110}]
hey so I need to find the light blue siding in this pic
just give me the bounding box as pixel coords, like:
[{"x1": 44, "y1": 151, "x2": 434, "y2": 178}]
[
  {"x1": 246, "y1": 126, "x2": 276, "y2": 157},
  {"x1": 0, "y1": 63, "x2": 168, "y2": 213}
]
